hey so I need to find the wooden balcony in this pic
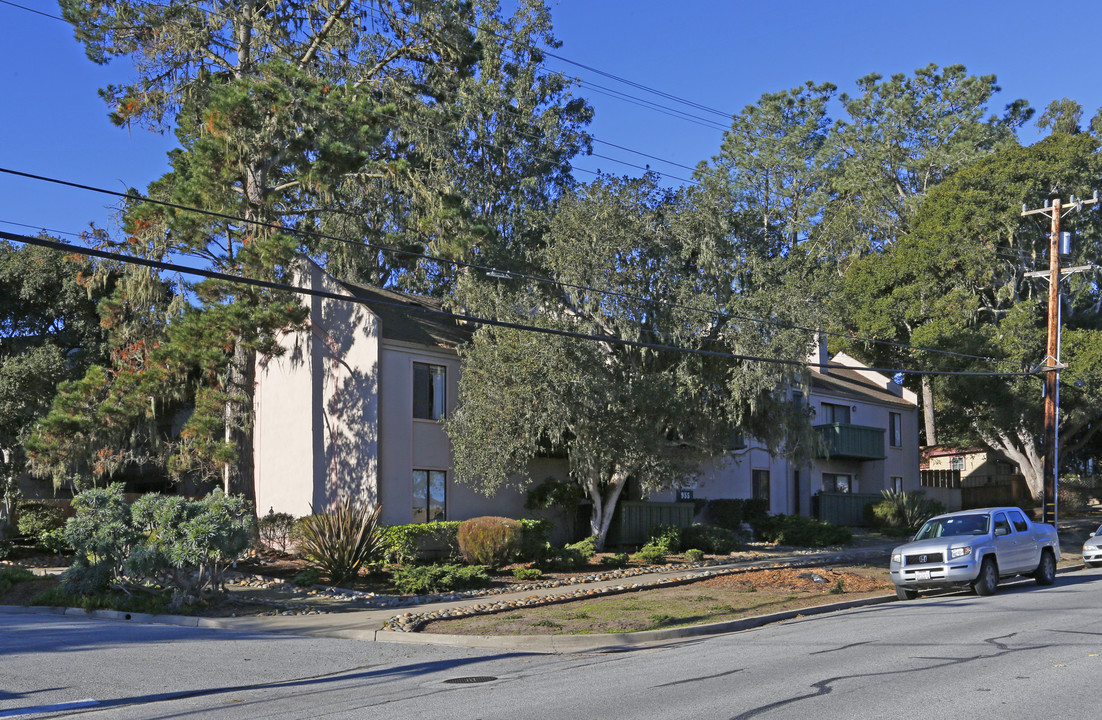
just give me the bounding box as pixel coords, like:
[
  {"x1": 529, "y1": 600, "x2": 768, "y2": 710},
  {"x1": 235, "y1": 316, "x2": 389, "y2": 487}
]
[{"x1": 814, "y1": 423, "x2": 886, "y2": 460}]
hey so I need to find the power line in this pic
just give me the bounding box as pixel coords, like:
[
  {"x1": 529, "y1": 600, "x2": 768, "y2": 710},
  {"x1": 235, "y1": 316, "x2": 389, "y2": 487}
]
[
  {"x1": 0, "y1": 166, "x2": 1022, "y2": 366},
  {"x1": 0, "y1": 230, "x2": 1045, "y2": 378}
]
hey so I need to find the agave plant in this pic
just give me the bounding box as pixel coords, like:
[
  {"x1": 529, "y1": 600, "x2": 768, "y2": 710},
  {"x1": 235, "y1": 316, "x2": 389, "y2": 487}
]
[
  {"x1": 878, "y1": 489, "x2": 945, "y2": 531},
  {"x1": 296, "y1": 500, "x2": 384, "y2": 585}
]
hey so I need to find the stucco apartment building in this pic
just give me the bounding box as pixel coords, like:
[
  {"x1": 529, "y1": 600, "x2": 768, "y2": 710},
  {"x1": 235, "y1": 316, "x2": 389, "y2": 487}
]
[{"x1": 254, "y1": 260, "x2": 921, "y2": 527}]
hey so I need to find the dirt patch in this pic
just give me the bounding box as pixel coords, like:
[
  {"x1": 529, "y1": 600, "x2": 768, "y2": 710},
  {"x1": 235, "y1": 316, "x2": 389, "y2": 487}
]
[
  {"x1": 0, "y1": 576, "x2": 60, "y2": 606},
  {"x1": 419, "y1": 566, "x2": 893, "y2": 636}
]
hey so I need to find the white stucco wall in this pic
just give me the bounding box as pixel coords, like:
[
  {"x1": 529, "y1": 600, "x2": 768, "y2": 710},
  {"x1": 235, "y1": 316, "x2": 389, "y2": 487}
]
[{"x1": 254, "y1": 261, "x2": 380, "y2": 518}]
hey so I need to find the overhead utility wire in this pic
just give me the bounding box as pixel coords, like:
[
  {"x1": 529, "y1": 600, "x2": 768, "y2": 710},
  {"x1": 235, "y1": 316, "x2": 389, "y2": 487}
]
[
  {"x1": 0, "y1": 166, "x2": 1018, "y2": 366},
  {"x1": 0, "y1": 230, "x2": 1043, "y2": 378}
]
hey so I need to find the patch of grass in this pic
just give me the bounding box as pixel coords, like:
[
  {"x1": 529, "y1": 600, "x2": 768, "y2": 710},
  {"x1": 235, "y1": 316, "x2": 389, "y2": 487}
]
[
  {"x1": 531, "y1": 619, "x2": 561, "y2": 629},
  {"x1": 0, "y1": 566, "x2": 36, "y2": 594},
  {"x1": 30, "y1": 586, "x2": 182, "y2": 615}
]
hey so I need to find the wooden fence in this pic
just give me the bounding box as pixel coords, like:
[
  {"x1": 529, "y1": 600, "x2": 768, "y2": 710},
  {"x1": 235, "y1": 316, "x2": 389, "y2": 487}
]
[{"x1": 813, "y1": 492, "x2": 882, "y2": 527}]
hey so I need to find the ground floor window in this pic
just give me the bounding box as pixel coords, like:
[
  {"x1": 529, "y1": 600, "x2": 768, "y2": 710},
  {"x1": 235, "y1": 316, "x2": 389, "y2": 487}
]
[
  {"x1": 412, "y1": 469, "x2": 446, "y2": 522},
  {"x1": 891, "y1": 476, "x2": 903, "y2": 492},
  {"x1": 822, "y1": 473, "x2": 852, "y2": 493},
  {"x1": 752, "y1": 469, "x2": 770, "y2": 504}
]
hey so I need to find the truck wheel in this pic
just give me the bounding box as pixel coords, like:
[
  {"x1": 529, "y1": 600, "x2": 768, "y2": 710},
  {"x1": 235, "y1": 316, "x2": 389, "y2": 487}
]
[
  {"x1": 896, "y1": 586, "x2": 919, "y2": 601},
  {"x1": 973, "y1": 557, "x2": 998, "y2": 596},
  {"x1": 1034, "y1": 550, "x2": 1056, "y2": 586}
]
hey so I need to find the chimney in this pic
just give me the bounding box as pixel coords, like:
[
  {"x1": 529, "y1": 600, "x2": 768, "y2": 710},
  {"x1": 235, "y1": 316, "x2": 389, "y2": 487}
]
[{"x1": 809, "y1": 332, "x2": 829, "y2": 374}]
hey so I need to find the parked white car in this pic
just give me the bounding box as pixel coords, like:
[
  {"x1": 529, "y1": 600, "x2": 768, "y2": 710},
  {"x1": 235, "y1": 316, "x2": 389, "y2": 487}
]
[
  {"x1": 889, "y1": 507, "x2": 1061, "y2": 600},
  {"x1": 1083, "y1": 524, "x2": 1102, "y2": 567}
]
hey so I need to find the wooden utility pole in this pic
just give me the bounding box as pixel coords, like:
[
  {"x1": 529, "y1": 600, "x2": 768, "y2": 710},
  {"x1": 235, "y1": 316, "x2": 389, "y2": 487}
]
[{"x1": 1021, "y1": 193, "x2": 1097, "y2": 524}]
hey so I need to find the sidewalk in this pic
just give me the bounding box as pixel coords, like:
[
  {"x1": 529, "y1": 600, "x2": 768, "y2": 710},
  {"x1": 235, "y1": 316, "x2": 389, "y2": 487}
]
[{"x1": 2, "y1": 543, "x2": 899, "y2": 652}]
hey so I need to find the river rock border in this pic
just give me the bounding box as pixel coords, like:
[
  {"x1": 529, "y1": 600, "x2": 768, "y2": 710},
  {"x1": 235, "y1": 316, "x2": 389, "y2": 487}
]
[{"x1": 383, "y1": 548, "x2": 890, "y2": 632}]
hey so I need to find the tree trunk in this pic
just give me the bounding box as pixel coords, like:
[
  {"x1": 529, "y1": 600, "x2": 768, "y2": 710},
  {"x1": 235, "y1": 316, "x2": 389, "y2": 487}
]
[
  {"x1": 588, "y1": 466, "x2": 629, "y2": 551},
  {"x1": 980, "y1": 427, "x2": 1044, "y2": 500},
  {"x1": 921, "y1": 375, "x2": 937, "y2": 446}
]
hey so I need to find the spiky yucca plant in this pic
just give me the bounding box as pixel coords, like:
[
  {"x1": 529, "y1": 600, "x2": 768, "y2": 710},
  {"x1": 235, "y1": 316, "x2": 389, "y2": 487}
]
[
  {"x1": 877, "y1": 489, "x2": 945, "y2": 531},
  {"x1": 296, "y1": 501, "x2": 384, "y2": 585}
]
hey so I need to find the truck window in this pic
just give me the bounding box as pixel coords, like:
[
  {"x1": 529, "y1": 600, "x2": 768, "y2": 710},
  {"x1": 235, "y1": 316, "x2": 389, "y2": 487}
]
[
  {"x1": 1008, "y1": 510, "x2": 1029, "y2": 533},
  {"x1": 993, "y1": 512, "x2": 1011, "y2": 535}
]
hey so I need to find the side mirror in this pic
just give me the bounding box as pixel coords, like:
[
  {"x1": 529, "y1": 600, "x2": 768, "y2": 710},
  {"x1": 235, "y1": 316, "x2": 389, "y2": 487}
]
[{"x1": 995, "y1": 526, "x2": 1009, "y2": 537}]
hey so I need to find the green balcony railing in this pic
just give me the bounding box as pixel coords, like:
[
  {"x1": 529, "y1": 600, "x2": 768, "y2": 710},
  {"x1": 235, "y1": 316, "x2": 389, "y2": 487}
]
[{"x1": 814, "y1": 423, "x2": 886, "y2": 460}]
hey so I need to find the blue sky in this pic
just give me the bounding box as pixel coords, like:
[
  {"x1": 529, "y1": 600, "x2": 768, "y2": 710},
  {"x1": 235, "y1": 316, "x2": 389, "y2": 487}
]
[{"x1": 3, "y1": 0, "x2": 1101, "y2": 241}]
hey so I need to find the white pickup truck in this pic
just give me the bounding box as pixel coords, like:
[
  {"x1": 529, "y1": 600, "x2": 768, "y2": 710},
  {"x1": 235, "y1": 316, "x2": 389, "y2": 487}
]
[{"x1": 889, "y1": 507, "x2": 1061, "y2": 600}]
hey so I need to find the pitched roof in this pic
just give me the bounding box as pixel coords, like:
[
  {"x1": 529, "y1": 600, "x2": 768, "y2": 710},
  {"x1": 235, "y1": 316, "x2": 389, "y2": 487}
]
[
  {"x1": 810, "y1": 365, "x2": 916, "y2": 408},
  {"x1": 336, "y1": 281, "x2": 473, "y2": 349}
]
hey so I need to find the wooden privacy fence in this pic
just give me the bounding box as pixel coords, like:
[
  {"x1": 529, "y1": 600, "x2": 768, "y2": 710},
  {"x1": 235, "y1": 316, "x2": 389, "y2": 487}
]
[
  {"x1": 593, "y1": 500, "x2": 695, "y2": 546},
  {"x1": 813, "y1": 492, "x2": 882, "y2": 527}
]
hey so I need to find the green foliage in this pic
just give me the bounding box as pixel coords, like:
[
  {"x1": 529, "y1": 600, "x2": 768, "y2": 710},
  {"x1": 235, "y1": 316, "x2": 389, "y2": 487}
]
[
  {"x1": 60, "y1": 485, "x2": 254, "y2": 604},
  {"x1": 705, "y1": 498, "x2": 768, "y2": 534},
  {"x1": 683, "y1": 548, "x2": 705, "y2": 562},
  {"x1": 754, "y1": 515, "x2": 853, "y2": 548},
  {"x1": 392, "y1": 563, "x2": 492, "y2": 595},
  {"x1": 646, "y1": 524, "x2": 683, "y2": 553},
  {"x1": 457, "y1": 516, "x2": 522, "y2": 569},
  {"x1": 868, "y1": 490, "x2": 945, "y2": 531},
  {"x1": 296, "y1": 501, "x2": 385, "y2": 585},
  {"x1": 29, "y1": 585, "x2": 175, "y2": 615},
  {"x1": 0, "y1": 566, "x2": 35, "y2": 594},
  {"x1": 292, "y1": 568, "x2": 324, "y2": 588},
  {"x1": 16, "y1": 501, "x2": 66, "y2": 544},
  {"x1": 515, "y1": 519, "x2": 553, "y2": 563},
  {"x1": 61, "y1": 484, "x2": 139, "y2": 594},
  {"x1": 681, "y1": 524, "x2": 739, "y2": 555},
  {"x1": 602, "y1": 552, "x2": 630, "y2": 569},
  {"x1": 125, "y1": 491, "x2": 255, "y2": 604},
  {"x1": 381, "y1": 521, "x2": 461, "y2": 565},
  {"x1": 633, "y1": 543, "x2": 667, "y2": 565},
  {"x1": 0, "y1": 539, "x2": 11, "y2": 559},
  {"x1": 512, "y1": 567, "x2": 542, "y2": 581},
  {"x1": 565, "y1": 536, "x2": 598, "y2": 560},
  {"x1": 258, "y1": 510, "x2": 297, "y2": 553}
]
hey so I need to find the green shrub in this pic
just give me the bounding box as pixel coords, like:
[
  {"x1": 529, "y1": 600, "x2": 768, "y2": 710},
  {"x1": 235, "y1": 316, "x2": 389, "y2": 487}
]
[
  {"x1": 292, "y1": 567, "x2": 324, "y2": 587},
  {"x1": 392, "y1": 563, "x2": 491, "y2": 594},
  {"x1": 512, "y1": 566, "x2": 542, "y2": 581},
  {"x1": 258, "y1": 510, "x2": 297, "y2": 553},
  {"x1": 61, "y1": 484, "x2": 139, "y2": 595},
  {"x1": 633, "y1": 543, "x2": 667, "y2": 565},
  {"x1": 647, "y1": 523, "x2": 682, "y2": 553},
  {"x1": 515, "y1": 519, "x2": 553, "y2": 563},
  {"x1": 705, "y1": 498, "x2": 768, "y2": 534},
  {"x1": 16, "y1": 501, "x2": 66, "y2": 544},
  {"x1": 541, "y1": 544, "x2": 589, "y2": 571},
  {"x1": 296, "y1": 501, "x2": 386, "y2": 585},
  {"x1": 565, "y1": 536, "x2": 598, "y2": 560},
  {"x1": 525, "y1": 478, "x2": 585, "y2": 515},
  {"x1": 755, "y1": 515, "x2": 852, "y2": 547},
  {"x1": 381, "y1": 521, "x2": 461, "y2": 564},
  {"x1": 457, "y1": 516, "x2": 521, "y2": 569},
  {"x1": 681, "y1": 523, "x2": 739, "y2": 554},
  {"x1": 868, "y1": 490, "x2": 946, "y2": 531},
  {"x1": 602, "y1": 552, "x2": 630, "y2": 568},
  {"x1": 0, "y1": 566, "x2": 34, "y2": 594},
  {"x1": 0, "y1": 538, "x2": 11, "y2": 560},
  {"x1": 683, "y1": 548, "x2": 705, "y2": 562},
  {"x1": 29, "y1": 585, "x2": 174, "y2": 614}
]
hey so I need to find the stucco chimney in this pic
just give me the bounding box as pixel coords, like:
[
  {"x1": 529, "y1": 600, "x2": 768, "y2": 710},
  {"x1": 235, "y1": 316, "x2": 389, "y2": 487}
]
[{"x1": 809, "y1": 332, "x2": 829, "y2": 374}]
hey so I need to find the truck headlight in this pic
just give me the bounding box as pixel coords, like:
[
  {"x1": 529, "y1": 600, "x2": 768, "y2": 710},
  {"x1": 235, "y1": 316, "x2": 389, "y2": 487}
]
[
  {"x1": 891, "y1": 552, "x2": 902, "y2": 564},
  {"x1": 950, "y1": 547, "x2": 971, "y2": 559}
]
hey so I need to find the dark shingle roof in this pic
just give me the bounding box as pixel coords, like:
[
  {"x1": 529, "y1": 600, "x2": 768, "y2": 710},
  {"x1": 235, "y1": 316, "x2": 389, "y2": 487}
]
[
  {"x1": 810, "y1": 366, "x2": 915, "y2": 408},
  {"x1": 337, "y1": 281, "x2": 473, "y2": 349}
]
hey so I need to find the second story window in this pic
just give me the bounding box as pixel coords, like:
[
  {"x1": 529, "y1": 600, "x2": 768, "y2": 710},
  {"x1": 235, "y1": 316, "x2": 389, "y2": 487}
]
[
  {"x1": 413, "y1": 362, "x2": 446, "y2": 420},
  {"x1": 889, "y1": 412, "x2": 902, "y2": 447},
  {"x1": 820, "y1": 402, "x2": 850, "y2": 424}
]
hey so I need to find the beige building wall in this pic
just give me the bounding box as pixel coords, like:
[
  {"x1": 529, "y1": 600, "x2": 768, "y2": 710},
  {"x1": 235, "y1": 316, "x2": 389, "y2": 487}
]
[{"x1": 254, "y1": 261, "x2": 380, "y2": 518}]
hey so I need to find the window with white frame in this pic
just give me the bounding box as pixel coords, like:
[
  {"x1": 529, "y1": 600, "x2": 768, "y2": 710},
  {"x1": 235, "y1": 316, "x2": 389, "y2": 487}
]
[
  {"x1": 891, "y1": 476, "x2": 903, "y2": 492},
  {"x1": 413, "y1": 362, "x2": 446, "y2": 420},
  {"x1": 412, "y1": 469, "x2": 446, "y2": 522},
  {"x1": 822, "y1": 473, "x2": 852, "y2": 493}
]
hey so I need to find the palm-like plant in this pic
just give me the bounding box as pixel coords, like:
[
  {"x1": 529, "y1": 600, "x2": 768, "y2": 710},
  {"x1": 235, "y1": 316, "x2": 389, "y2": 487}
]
[{"x1": 296, "y1": 500, "x2": 384, "y2": 585}]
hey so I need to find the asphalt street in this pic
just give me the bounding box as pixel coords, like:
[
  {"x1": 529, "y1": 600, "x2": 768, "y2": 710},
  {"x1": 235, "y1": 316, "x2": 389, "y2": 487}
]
[{"x1": 4, "y1": 568, "x2": 1102, "y2": 719}]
